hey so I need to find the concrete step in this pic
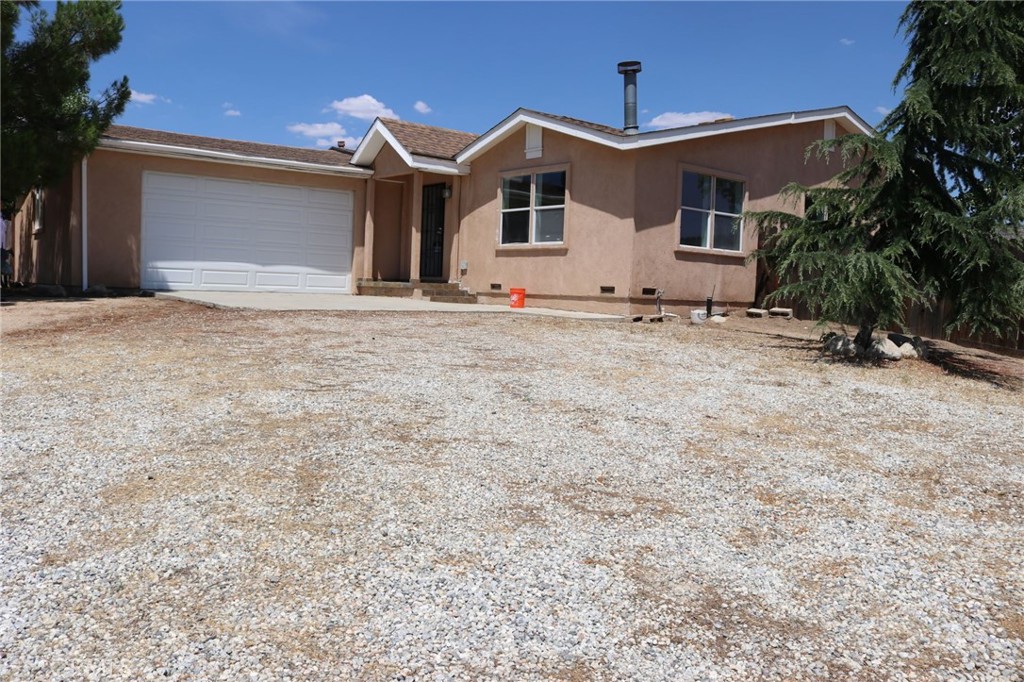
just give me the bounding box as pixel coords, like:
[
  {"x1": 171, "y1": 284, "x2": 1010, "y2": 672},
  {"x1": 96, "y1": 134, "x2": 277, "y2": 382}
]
[
  {"x1": 430, "y1": 294, "x2": 478, "y2": 304},
  {"x1": 357, "y1": 283, "x2": 414, "y2": 297}
]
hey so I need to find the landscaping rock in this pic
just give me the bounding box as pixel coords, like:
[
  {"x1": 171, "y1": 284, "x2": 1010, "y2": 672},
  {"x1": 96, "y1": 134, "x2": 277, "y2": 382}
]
[
  {"x1": 709, "y1": 315, "x2": 728, "y2": 325},
  {"x1": 867, "y1": 337, "x2": 903, "y2": 361},
  {"x1": 824, "y1": 334, "x2": 862, "y2": 358},
  {"x1": 898, "y1": 342, "x2": 920, "y2": 359},
  {"x1": 28, "y1": 284, "x2": 67, "y2": 298},
  {"x1": 84, "y1": 284, "x2": 110, "y2": 298}
]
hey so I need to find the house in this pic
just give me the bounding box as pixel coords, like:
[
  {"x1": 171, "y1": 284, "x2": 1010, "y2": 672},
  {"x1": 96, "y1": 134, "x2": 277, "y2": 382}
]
[{"x1": 9, "y1": 62, "x2": 872, "y2": 314}]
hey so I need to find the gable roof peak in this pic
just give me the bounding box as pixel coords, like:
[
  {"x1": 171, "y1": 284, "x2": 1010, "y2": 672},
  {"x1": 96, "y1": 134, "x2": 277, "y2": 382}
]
[{"x1": 376, "y1": 118, "x2": 479, "y2": 160}]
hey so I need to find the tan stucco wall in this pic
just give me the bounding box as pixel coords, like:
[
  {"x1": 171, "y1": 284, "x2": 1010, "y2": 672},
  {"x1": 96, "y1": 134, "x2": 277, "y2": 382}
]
[
  {"x1": 458, "y1": 120, "x2": 846, "y2": 314},
  {"x1": 82, "y1": 150, "x2": 366, "y2": 288},
  {"x1": 457, "y1": 127, "x2": 635, "y2": 312},
  {"x1": 631, "y1": 121, "x2": 837, "y2": 309},
  {"x1": 371, "y1": 180, "x2": 404, "y2": 280}
]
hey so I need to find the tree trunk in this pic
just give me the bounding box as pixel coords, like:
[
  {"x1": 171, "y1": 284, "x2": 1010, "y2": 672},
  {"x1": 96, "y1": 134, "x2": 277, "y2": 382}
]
[{"x1": 854, "y1": 321, "x2": 875, "y2": 350}]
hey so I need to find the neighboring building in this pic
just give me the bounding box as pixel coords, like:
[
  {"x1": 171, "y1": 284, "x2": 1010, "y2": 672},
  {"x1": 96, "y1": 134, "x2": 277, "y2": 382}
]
[{"x1": 9, "y1": 64, "x2": 872, "y2": 314}]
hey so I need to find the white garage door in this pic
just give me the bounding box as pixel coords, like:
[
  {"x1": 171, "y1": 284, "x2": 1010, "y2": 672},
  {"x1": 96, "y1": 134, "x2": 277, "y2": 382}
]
[{"x1": 141, "y1": 171, "x2": 353, "y2": 292}]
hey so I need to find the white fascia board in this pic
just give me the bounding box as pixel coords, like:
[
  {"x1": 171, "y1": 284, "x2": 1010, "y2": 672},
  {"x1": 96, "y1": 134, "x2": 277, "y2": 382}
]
[
  {"x1": 98, "y1": 139, "x2": 373, "y2": 177},
  {"x1": 409, "y1": 155, "x2": 469, "y2": 175},
  {"x1": 349, "y1": 119, "x2": 393, "y2": 166},
  {"x1": 350, "y1": 119, "x2": 469, "y2": 175},
  {"x1": 619, "y1": 108, "x2": 875, "y2": 150},
  {"x1": 456, "y1": 106, "x2": 874, "y2": 163},
  {"x1": 456, "y1": 111, "x2": 623, "y2": 163}
]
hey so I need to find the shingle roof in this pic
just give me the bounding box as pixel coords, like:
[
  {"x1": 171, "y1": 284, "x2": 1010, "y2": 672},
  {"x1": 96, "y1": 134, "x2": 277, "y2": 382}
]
[
  {"x1": 102, "y1": 125, "x2": 355, "y2": 167},
  {"x1": 378, "y1": 119, "x2": 478, "y2": 160},
  {"x1": 520, "y1": 109, "x2": 627, "y2": 137}
]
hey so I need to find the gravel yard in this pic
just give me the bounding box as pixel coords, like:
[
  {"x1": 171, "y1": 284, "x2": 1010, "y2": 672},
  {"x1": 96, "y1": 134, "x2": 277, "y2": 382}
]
[{"x1": 2, "y1": 297, "x2": 1022, "y2": 681}]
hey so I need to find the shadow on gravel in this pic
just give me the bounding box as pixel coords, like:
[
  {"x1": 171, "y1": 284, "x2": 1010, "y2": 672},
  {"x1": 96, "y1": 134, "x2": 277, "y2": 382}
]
[{"x1": 924, "y1": 343, "x2": 1023, "y2": 391}]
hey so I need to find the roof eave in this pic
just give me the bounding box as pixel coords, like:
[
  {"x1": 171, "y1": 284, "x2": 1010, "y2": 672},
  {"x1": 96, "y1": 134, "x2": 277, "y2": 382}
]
[
  {"x1": 409, "y1": 155, "x2": 470, "y2": 175},
  {"x1": 456, "y1": 106, "x2": 875, "y2": 162},
  {"x1": 98, "y1": 138, "x2": 372, "y2": 177}
]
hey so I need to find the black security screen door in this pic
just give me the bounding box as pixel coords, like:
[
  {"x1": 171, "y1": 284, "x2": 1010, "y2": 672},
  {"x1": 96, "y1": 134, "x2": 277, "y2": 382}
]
[{"x1": 420, "y1": 183, "x2": 446, "y2": 280}]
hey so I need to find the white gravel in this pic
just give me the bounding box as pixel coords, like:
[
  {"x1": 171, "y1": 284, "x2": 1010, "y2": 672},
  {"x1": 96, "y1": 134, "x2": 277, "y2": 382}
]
[{"x1": 2, "y1": 299, "x2": 1022, "y2": 681}]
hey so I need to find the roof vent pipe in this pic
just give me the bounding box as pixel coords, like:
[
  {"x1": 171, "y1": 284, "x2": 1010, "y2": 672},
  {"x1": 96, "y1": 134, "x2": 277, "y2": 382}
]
[{"x1": 617, "y1": 60, "x2": 642, "y2": 135}]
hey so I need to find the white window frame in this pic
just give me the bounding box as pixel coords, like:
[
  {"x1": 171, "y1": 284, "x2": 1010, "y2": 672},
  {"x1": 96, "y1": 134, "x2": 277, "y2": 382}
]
[
  {"x1": 499, "y1": 167, "x2": 567, "y2": 246},
  {"x1": 678, "y1": 168, "x2": 745, "y2": 253}
]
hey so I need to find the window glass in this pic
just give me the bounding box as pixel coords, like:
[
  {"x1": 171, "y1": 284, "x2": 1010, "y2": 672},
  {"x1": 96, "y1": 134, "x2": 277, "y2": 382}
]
[
  {"x1": 535, "y1": 171, "x2": 566, "y2": 207},
  {"x1": 680, "y1": 210, "x2": 709, "y2": 247},
  {"x1": 715, "y1": 178, "x2": 744, "y2": 215},
  {"x1": 534, "y1": 208, "x2": 564, "y2": 243},
  {"x1": 502, "y1": 175, "x2": 531, "y2": 210},
  {"x1": 713, "y1": 214, "x2": 741, "y2": 251},
  {"x1": 682, "y1": 172, "x2": 712, "y2": 210},
  {"x1": 501, "y1": 211, "x2": 530, "y2": 244}
]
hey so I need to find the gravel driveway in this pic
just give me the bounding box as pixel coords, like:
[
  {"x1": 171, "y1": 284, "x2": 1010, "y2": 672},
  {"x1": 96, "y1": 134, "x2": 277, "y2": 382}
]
[{"x1": 2, "y1": 298, "x2": 1022, "y2": 681}]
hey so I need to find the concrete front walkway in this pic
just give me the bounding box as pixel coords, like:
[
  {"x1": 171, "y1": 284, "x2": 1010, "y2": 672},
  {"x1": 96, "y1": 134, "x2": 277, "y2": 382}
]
[{"x1": 155, "y1": 291, "x2": 622, "y2": 320}]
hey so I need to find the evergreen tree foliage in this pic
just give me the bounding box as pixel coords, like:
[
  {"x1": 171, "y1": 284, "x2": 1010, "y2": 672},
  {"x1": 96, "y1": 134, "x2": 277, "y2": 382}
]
[
  {"x1": 1, "y1": 0, "x2": 130, "y2": 208},
  {"x1": 750, "y1": 1, "x2": 1024, "y2": 347}
]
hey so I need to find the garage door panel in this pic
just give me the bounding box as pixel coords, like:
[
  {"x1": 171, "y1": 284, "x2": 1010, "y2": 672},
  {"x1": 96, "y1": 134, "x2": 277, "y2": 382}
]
[
  {"x1": 147, "y1": 173, "x2": 200, "y2": 194},
  {"x1": 305, "y1": 229, "x2": 347, "y2": 249},
  {"x1": 203, "y1": 222, "x2": 251, "y2": 243},
  {"x1": 305, "y1": 251, "x2": 346, "y2": 269},
  {"x1": 143, "y1": 172, "x2": 352, "y2": 293},
  {"x1": 258, "y1": 184, "x2": 305, "y2": 203},
  {"x1": 146, "y1": 196, "x2": 200, "y2": 218},
  {"x1": 144, "y1": 241, "x2": 197, "y2": 260},
  {"x1": 204, "y1": 178, "x2": 256, "y2": 199},
  {"x1": 199, "y1": 269, "x2": 251, "y2": 287},
  {"x1": 308, "y1": 207, "x2": 350, "y2": 228},
  {"x1": 254, "y1": 272, "x2": 301, "y2": 289},
  {"x1": 253, "y1": 245, "x2": 306, "y2": 264},
  {"x1": 202, "y1": 201, "x2": 256, "y2": 222},
  {"x1": 306, "y1": 274, "x2": 349, "y2": 290},
  {"x1": 308, "y1": 187, "x2": 351, "y2": 208},
  {"x1": 145, "y1": 266, "x2": 196, "y2": 286}
]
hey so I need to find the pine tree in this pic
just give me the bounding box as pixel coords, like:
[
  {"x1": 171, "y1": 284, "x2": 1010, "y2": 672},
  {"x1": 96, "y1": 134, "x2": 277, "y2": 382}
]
[
  {"x1": 1, "y1": 0, "x2": 130, "y2": 208},
  {"x1": 750, "y1": 0, "x2": 1024, "y2": 350}
]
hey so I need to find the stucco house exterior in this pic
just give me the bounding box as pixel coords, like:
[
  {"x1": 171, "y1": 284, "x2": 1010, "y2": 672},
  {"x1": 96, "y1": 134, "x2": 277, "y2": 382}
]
[{"x1": 9, "y1": 70, "x2": 871, "y2": 315}]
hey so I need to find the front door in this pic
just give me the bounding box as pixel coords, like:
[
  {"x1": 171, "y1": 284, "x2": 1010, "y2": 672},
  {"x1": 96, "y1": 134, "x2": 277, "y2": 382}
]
[{"x1": 420, "y1": 183, "x2": 446, "y2": 280}]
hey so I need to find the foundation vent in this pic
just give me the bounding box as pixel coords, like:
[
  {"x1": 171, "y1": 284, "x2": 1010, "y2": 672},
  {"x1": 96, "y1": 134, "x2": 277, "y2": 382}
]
[{"x1": 600, "y1": 285, "x2": 616, "y2": 295}]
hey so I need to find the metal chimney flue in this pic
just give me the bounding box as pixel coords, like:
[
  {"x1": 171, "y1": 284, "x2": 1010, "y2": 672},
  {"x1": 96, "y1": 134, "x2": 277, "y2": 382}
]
[{"x1": 617, "y1": 60, "x2": 642, "y2": 135}]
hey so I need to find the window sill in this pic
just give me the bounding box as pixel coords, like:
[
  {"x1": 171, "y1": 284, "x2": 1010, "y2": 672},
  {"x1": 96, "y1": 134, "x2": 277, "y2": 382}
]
[
  {"x1": 496, "y1": 244, "x2": 568, "y2": 257},
  {"x1": 675, "y1": 246, "x2": 747, "y2": 260}
]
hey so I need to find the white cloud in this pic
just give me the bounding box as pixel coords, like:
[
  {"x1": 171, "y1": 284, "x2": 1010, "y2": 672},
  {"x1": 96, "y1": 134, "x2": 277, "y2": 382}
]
[
  {"x1": 287, "y1": 121, "x2": 360, "y2": 149},
  {"x1": 875, "y1": 105, "x2": 892, "y2": 116},
  {"x1": 645, "y1": 111, "x2": 732, "y2": 130},
  {"x1": 326, "y1": 94, "x2": 398, "y2": 121},
  {"x1": 839, "y1": 38, "x2": 855, "y2": 46},
  {"x1": 224, "y1": 109, "x2": 242, "y2": 117},
  {"x1": 130, "y1": 90, "x2": 170, "y2": 105},
  {"x1": 413, "y1": 100, "x2": 432, "y2": 114}
]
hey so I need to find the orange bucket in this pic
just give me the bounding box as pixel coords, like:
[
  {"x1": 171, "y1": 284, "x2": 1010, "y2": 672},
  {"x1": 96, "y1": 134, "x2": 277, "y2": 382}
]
[{"x1": 509, "y1": 288, "x2": 526, "y2": 309}]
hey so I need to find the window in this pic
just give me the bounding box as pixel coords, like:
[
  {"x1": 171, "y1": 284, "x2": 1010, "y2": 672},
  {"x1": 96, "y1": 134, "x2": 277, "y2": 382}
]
[
  {"x1": 500, "y1": 170, "x2": 566, "y2": 245},
  {"x1": 679, "y1": 171, "x2": 744, "y2": 251}
]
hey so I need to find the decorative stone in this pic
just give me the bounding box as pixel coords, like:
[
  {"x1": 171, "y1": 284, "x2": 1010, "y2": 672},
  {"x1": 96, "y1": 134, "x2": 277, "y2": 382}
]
[
  {"x1": 824, "y1": 334, "x2": 861, "y2": 358},
  {"x1": 709, "y1": 315, "x2": 728, "y2": 325},
  {"x1": 28, "y1": 283, "x2": 67, "y2": 298},
  {"x1": 898, "y1": 342, "x2": 920, "y2": 359},
  {"x1": 867, "y1": 337, "x2": 903, "y2": 361}
]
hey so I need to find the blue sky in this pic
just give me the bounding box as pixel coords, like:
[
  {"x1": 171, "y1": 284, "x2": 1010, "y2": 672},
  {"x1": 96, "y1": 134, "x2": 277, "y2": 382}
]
[{"x1": 36, "y1": 1, "x2": 910, "y2": 148}]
